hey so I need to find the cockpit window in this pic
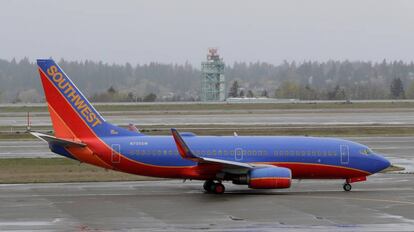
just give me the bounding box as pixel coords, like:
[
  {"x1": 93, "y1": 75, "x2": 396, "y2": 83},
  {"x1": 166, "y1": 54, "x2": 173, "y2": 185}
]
[{"x1": 359, "y1": 148, "x2": 373, "y2": 155}]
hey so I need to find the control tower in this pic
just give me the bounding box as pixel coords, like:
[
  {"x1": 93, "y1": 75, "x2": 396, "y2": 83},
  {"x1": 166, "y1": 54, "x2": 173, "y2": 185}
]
[{"x1": 201, "y1": 48, "x2": 226, "y2": 101}]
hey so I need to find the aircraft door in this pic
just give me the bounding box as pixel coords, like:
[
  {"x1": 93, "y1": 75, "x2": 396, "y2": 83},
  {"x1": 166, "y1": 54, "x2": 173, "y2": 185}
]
[
  {"x1": 340, "y1": 145, "x2": 349, "y2": 164},
  {"x1": 111, "y1": 144, "x2": 121, "y2": 164},
  {"x1": 235, "y1": 148, "x2": 243, "y2": 161}
]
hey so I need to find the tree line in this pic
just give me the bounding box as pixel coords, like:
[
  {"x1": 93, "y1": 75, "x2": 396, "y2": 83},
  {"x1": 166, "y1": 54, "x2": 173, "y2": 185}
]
[{"x1": 0, "y1": 58, "x2": 413, "y2": 103}]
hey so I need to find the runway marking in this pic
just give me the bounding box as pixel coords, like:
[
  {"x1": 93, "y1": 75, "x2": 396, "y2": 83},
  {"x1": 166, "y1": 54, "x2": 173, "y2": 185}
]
[
  {"x1": 0, "y1": 221, "x2": 55, "y2": 226},
  {"x1": 291, "y1": 195, "x2": 414, "y2": 206}
]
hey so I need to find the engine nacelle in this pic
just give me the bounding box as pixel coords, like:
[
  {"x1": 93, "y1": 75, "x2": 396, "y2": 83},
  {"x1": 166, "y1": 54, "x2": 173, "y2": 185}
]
[{"x1": 248, "y1": 167, "x2": 292, "y2": 189}]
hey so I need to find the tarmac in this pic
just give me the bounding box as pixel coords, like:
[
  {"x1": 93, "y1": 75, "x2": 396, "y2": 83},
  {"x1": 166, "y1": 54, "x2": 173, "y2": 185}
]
[
  {"x1": 0, "y1": 136, "x2": 414, "y2": 231},
  {"x1": 2, "y1": 109, "x2": 414, "y2": 127},
  {"x1": 0, "y1": 175, "x2": 414, "y2": 231}
]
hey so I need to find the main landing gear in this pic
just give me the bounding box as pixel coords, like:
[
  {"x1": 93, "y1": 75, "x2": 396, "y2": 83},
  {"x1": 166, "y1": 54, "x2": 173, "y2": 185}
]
[
  {"x1": 203, "y1": 180, "x2": 225, "y2": 194},
  {"x1": 343, "y1": 183, "x2": 352, "y2": 192}
]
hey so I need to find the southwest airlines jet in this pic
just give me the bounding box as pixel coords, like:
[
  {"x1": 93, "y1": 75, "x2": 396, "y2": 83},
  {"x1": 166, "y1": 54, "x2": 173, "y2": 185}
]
[{"x1": 32, "y1": 59, "x2": 391, "y2": 194}]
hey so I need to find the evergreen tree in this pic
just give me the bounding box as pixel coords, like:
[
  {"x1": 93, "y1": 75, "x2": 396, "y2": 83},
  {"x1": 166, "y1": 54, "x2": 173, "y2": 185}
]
[
  {"x1": 390, "y1": 78, "x2": 405, "y2": 99},
  {"x1": 3, "y1": 58, "x2": 414, "y2": 102},
  {"x1": 246, "y1": 90, "x2": 254, "y2": 98},
  {"x1": 406, "y1": 81, "x2": 414, "y2": 99},
  {"x1": 143, "y1": 93, "x2": 157, "y2": 102},
  {"x1": 228, "y1": 80, "x2": 239, "y2": 97},
  {"x1": 327, "y1": 85, "x2": 346, "y2": 100},
  {"x1": 107, "y1": 86, "x2": 117, "y2": 95}
]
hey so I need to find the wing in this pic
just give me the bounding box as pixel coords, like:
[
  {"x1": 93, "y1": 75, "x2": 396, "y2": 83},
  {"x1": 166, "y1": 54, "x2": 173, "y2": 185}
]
[
  {"x1": 171, "y1": 128, "x2": 254, "y2": 170},
  {"x1": 30, "y1": 132, "x2": 86, "y2": 147}
]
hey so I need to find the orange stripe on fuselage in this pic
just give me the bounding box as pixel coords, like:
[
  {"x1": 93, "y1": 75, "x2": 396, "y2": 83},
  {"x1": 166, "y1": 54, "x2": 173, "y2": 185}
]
[
  {"x1": 44, "y1": 92, "x2": 113, "y2": 169},
  {"x1": 47, "y1": 103, "x2": 74, "y2": 139}
]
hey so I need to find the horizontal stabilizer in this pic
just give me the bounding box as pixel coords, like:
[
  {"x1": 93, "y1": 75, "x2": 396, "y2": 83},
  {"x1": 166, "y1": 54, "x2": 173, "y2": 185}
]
[{"x1": 30, "y1": 132, "x2": 86, "y2": 147}]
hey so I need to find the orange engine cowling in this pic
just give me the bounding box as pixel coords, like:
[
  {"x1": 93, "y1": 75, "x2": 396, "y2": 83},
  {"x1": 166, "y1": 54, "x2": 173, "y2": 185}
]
[{"x1": 248, "y1": 167, "x2": 292, "y2": 189}]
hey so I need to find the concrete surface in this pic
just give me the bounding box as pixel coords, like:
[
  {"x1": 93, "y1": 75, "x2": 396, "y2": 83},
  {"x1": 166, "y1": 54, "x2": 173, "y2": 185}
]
[
  {"x1": 0, "y1": 175, "x2": 414, "y2": 231},
  {"x1": 2, "y1": 109, "x2": 414, "y2": 127},
  {"x1": 0, "y1": 136, "x2": 414, "y2": 230}
]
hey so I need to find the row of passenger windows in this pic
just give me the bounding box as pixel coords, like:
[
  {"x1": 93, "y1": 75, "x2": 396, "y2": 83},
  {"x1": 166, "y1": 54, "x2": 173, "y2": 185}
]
[{"x1": 126, "y1": 149, "x2": 338, "y2": 157}]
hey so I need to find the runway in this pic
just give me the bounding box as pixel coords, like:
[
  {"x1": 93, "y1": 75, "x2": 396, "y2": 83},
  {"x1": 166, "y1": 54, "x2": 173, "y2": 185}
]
[
  {"x1": 2, "y1": 137, "x2": 414, "y2": 172},
  {"x1": 1, "y1": 175, "x2": 414, "y2": 231},
  {"x1": 2, "y1": 108, "x2": 414, "y2": 126}
]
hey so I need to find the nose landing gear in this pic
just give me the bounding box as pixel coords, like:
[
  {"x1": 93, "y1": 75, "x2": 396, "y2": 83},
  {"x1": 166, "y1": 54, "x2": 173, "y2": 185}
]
[
  {"x1": 343, "y1": 176, "x2": 367, "y2": 192},
  {"x1": 203, "y1": 180, "x2": 225, "y2": 194}
]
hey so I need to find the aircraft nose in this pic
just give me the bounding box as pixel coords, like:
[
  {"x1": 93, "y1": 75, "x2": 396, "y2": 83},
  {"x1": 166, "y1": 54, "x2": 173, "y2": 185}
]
[{"x1": 373, "y1": 154, "x2": 391, "y2": 172}]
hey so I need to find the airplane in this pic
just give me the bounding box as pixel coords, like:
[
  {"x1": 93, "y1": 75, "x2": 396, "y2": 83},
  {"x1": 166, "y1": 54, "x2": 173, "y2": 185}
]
[{"x1": 31, "y1": 59, "x2": 391, "y2": 194}]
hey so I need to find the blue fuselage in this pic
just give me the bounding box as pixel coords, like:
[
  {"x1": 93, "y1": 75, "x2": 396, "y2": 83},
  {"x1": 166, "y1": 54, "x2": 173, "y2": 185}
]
[{"x1": 94, "y1": 135, "x2": 390, "y2": 178}]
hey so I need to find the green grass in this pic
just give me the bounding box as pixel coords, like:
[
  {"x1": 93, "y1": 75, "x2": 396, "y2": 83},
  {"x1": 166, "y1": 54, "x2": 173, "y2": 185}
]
[{"x1": 0, "y1": 158, "x2": 156, "y2": 184}]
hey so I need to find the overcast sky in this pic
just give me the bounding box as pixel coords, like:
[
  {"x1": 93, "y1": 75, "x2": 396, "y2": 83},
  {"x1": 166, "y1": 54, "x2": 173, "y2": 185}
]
[{"x1": 1, "y1": 0, "x2": 413, "y2": 66}]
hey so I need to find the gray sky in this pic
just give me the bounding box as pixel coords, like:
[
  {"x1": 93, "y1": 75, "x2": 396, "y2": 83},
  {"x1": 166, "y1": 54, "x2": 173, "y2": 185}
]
[{"x1": 1, "y1": 0, "x2": 413, "y2": 66}]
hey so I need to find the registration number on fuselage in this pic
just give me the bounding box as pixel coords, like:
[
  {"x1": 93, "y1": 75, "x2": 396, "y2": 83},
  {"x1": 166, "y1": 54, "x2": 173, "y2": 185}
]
[{"x1": 130, "y1": 141, "x2": 148, "y2": 146}]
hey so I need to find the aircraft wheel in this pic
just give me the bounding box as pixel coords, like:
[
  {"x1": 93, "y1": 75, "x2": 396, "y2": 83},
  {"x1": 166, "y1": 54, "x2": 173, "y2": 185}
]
[
  {"x1": 213, "y1": 183, "x2": 225, "y2": 194},
  {"x1": 203, "y1": 180, "x2": 214, "y2": 192},
  {"x1": 343, "y1": 183, "x2": 352, "y2": 192}
]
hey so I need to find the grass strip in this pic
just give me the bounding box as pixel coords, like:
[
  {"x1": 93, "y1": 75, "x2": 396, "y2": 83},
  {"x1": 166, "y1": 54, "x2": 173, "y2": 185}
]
[{"x1": 0, "y1": 158, "x2": 156, "y2": 184}]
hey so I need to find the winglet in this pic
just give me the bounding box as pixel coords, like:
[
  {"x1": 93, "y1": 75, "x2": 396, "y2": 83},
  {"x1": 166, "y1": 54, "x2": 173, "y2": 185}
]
[
  {"x1": 171, "y1": 128, "x2": 200, "y2": 161},
  {"x1": 171, "y1": 128, "x2": 253, "y2": 169}
]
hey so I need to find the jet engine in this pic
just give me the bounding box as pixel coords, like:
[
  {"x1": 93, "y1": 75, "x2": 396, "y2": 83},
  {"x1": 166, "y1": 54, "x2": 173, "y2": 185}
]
[{"x1": 232, "y1": 166, "x2": 292, "y2": 189}]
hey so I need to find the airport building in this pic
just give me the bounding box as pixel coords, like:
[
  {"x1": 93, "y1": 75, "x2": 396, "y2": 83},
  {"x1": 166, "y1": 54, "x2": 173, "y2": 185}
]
[{"x1": 201, "y1": 48, "x2": 226, "y2": 101}]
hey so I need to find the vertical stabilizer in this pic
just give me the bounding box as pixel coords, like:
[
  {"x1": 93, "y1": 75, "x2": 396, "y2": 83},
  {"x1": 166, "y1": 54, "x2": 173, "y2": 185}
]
[{"x1": 37, "y1": 59, "x2": 140, "y2": 139}]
